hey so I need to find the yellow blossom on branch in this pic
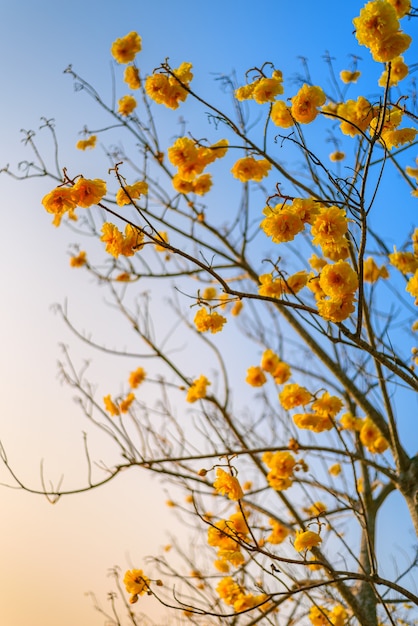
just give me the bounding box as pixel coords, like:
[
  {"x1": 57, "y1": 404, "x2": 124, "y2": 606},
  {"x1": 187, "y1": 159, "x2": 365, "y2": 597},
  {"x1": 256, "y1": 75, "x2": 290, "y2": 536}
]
[
  {"x1": 111, "y1": 32, "x2": 142, "y2": 64},
  {"x1": 245, "y1": 366, "x2": 267, "y2": 387},
  {"x1": 213, "y1": 468, "x2": 244, "y2": 500},
  {"x1": 231, "y1": 156, "x2": 271, "y2": 182},
  {"x1": 69, "y1": 250, "x2": 87, "y2": 267},
  {"x1": 279, "y1": 383, "x2": 312, "y2": 410},
  {"x1": 340, "y1": 69, "x2": 361, "y2": 84},
  {"x1": 186, "y1": 375, "x2": 210, "y2": 403},
  {"x1": 103, "y1": 394, "x2": 120, "y2": 416},
  {"x1": 116, "y1": 181, "x2": 148, "y2": 207},
  {"x1": 123, "y1": 568, "x2": 150, "y2": 605},
  {"x1": 118, "y1": 95, "x2": 137, "y2": 116},
  {"x1": 76, "y1": 135, "x2": 97, "y2": 150},
  {"x1": 294, "y1": 529, "x2": 322, "y2": 552},
  {"x1": 124, "y1": 65, "x2": 141, "y2": 89},
  {"x1": 72, "y1": 177, "x2": 107, "y2": 208},
  {"x1": 291, "y1": 84, "x2": 326, "y2": 124},
  {"x1": 194, "y1": 307, "x2": 227, "y2": 334},
  {"x1": 128, "y1": 367, "x2": 146, "y2": 388}
]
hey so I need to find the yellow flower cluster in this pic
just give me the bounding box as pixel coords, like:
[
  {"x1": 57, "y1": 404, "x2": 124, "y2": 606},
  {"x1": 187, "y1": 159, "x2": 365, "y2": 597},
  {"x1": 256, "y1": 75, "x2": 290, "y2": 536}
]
[
  {"x1": 76, "y1": 135, "x2": 96, "y2": 150},
  {"x1": 263, "y1": 450, "x2": 296, "y2": 491},
  {"x1": 279, "y1": 385, "x2": 343, "y2": 433},
  {"x1": 101, "y1": 222, "x2": 144, "y2": 258},
  {"x1": 111, "y1": 32, "x2": 142, "y2": 64},
  {"x1": 186, "y1": 375, "x2": 210, "y2": 403},
  {"x1": 309, "y1": 604, "x2": 348, "y2": 626},
  {"x1": 340, "y1": 413, "x2": 389, "y2": 453},
  {"x1": 42, "y1": 178, "x2": 106, "y2": 226},
  {"x1": 123, "y1": 568, "x2": 150, "y2": 604},
  {"x1": 235, "y1": 69, "x2": 284, "y2": 104},
  {"x1": 213, "y1": 468, "x2": 244, "y2": 501},
  {"x1": 261, "y1": 349, "x2": 292, "y2": 384},
  {"x1": 335, "y1": 96, "x2": 376, "y2": 138},
  {"x1": 231, "y1": 156, "x2": 271, "y2": 182},
  {"x1": 246, "y1": 349, "x2": 291, "y2": 387},
  {"x1": 353, "y1": 0, "x2": 411, "y2": 62},
  {"x1": 208, "y1": 510, "x2": 249, "y2": 570},
  {"x1": 194, "y1": 307, "x2": 227, "y2": 333},
  {"x1": 145, "y1": 62, "x2": 193, "y2": 109},
  {"x1": 168, "y1": 136, "x2": 228, "y2": 195},
  {"x1": 216, "y1": 576, "x2": 268, "y2": 613}
]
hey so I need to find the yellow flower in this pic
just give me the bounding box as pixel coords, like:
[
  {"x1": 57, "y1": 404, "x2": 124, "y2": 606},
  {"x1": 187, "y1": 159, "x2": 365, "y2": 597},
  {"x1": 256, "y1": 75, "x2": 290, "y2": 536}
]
[
  {"x1": 353, "y1": 1, "x2": 399, "y2": 50},
  {"x1": 378, "y1": 55, "x2": 408, "y2": 86},
  {"x1": 194, "y1": 308, "x2": 227, "y2": 334},
  {"x1": 363, "y1": 257, "x2": 389, "y2": 282},
  {"x1": 360, "y1": 417, "x2": 389, "y2": 453},
  {"x1": 124, "y1": 65, "x2": 141, "y2": 89},
  {"x1": 279, "y1": 383, "x2": 311, "y2": 410},
  {"x1": 309, "y1": 605, "x2": 331, "y2": 626},
  {"x1": 123, "y1": 569, "x2": 150, "y2": 597},
  {"x1": 329, "y1": 151, "x2": 345, "y2": 162},
  {"x1": 118, "y1": 95, "x2": 137, "y2": 116},
  {"x1": 69, "y1": 250, "x2": 87, "y2": 267},
  {"x1": 245, "y1": 366, "x2": 267, "y2": 387},
  {"x1": 186, "y1": 375, "x2": 210, "y2": 403},
  {"x1": 76, "y1": 135, "x2": 97, "y2": 150},
  {"x1": 120, "y1": 392, "x2": 135, "y2": 413},
  {"x1": 128, "y1": 367, "x2": 146, "y2": 388},
  {"x1": 316, "y1": 295, "x2": 356, "y2": 323},
  {"x1": 101, "y1": 223, "x2": 144, "y2": 258},
  {"x1": 340, "y1": 70, "x2": 361, "y2": 84},
  {"x1": 294, "y1": 529, "x2": 322, "y2": 552},
  {"x1": 145, "y1": 63, "x2": 193, "y2": 109},
  {"x1": 270, "y1": 100, "x2": 294, "y2": 128},
  {"x1": 340, "y1": 412, "x2": 364, "y2": 431},
  {"x1": 103, "y1": 394, "x2": 120, "y2": 416},
  {"x1": 328, "y1": 463, "x2": 341, "y2": 476},
  {"x1": 272, "y1": 361, "x2": 291, "y2": 385},
  {"x1": 154, "y1": 231, "x2": 169, "y2": 252},
  {"x1": 311, "y1": 206, "x2": 348, "y2": 246},
  {"x1": 406, "y1": 270, "x2": 418, "y2": 303},
  {"x1": 72, "y1": 177, "x2": 106, "y2": 208},
  {"x1": 291, "y1": 84, "x2": 326, "y2": 124},
  {"x1": 231, "y1": 156, "x2": 271, "y2": 182},
  {"x1": 192, "y1": 173, "x2": 213, "y2": 195},
  {"x1": 387, "y1": 0, "x2": 411, "y2": 17},
  {"x1": 41, "y1": 186, "x2": 78, "y2": 226},
  {"x1": 293, "y1": 412, "x2": 333, "y2": 433},
  {"x1": 116, "y1": 181, "x2": 148, "y2": 206},
  {"x1": 252, "y1": 76, "x2": 284, "y2": 103},
  {"x1": 266, "y1": 519, "x2": 289, "y2": 544},
  {"x1": 304, "y1": 501, "x2": 327, "y2": 517},
  {"x1": 337, "y1": 96, "x2": 375, "y2": 137},
  {"x1": 260, "y1": 349, "x2": 279, "y2": 373},
  {"x1": 389, "y1": 250, "x2": 418, "y2": 274},
  {"x1": 319, "y1": 261, "x2": 358, "y2": 299},
  {"x1": 213, "y1": 468, "x2": 243, "y2": 501},
  {"x1": 263, "y1": 451, "x2": 296, "y2": 492},
  {"x1": 380, "y1": 127, "x2": 417, "y2": 150},
  {"x1": 260, "y1": 206, "x2": 304, "y2": 243},
  {"x1": 111, "y1": 32, "x2": 142, "y2": 64}
]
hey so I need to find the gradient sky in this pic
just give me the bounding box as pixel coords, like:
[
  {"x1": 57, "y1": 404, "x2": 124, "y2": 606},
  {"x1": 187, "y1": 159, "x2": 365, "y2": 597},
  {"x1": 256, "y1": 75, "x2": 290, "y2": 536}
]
[{"x1": 0, "y1": 2, "x2": 417, "y2": 625}]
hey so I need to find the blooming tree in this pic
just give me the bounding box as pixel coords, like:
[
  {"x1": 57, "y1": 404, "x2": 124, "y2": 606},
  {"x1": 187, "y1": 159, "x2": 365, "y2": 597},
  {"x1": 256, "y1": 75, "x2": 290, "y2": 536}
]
[{"x1": 2, "y1": 1, "x2": 418, "y2": 625}]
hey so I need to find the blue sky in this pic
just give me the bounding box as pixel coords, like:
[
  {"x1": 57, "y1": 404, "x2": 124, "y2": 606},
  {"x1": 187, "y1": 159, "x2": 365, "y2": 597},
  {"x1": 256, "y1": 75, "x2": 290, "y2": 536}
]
[{"x1": 0, "y1": 1, "x2": 417, "y2": 625}]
